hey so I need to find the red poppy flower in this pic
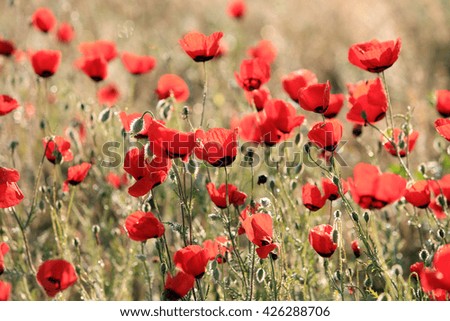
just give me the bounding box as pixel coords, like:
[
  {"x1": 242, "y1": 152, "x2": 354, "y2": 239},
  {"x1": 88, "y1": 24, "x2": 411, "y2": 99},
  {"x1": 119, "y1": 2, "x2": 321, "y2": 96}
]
[
  {"x1": 195, "y1": 128, "x2": 238, "y2": 167},
  {"x1": 410, "y1": 262, "x2": 424, "y2": 278},
  {"x1": 124, "y1": 211, "x2": 165, "y2": 242},
  {"x1": 264, "y1": 99, "x2": 305, "y2": 134},
  {"x1": 179, "y1": 31, "x2": 223, "y2": 63},
  {"x1": 214, "y1": 38, "x2": 228, "y2": 58},
  {"x1": 241, "y1": 213, "x2": 279, "y2": 259},
  {"x1": 0, "y1": 242, "x2": 9, "y2": 275},
  {"x1": 43, "y1": 136, "x2": 73, "y2": 164},
  {"x1": 237, "y1": 112, "x2": 287, "y2": 146},
  {"x1": 206, "y1": 182, "x2": 247, "y2": 208},
  {"x1": 302, "y1": 183, "x2": 326, "y2": 211},
  {"x1": 235, "y1": 58, "x2": 271, "y2": 92},
  {"x1": 309, "y1": 224, "x2": 337, "y2": 258},
  {"x1": 30, "y1": 50, "x2": 61, "y2": 78},
  {"x1": 282, "y1": 69, "x2": 318, "y2": 103},
  {"x1": 322, "y1": 177, "x2": 348, "y2": 201},
  {"x1": 348, "y1": 38, "x2": 401, "y2": 73},
  {"x1": 174, "y1": 245, "x2": 210, "y2": 279},
  {"x1": 323, "y1": 93, "x2": 345, "y2": 118},
  {"x1": 124, "y1": 147, "x2": 172, "y2": 197},
  {"x1": 106, "y1": 172, "x2": 128, "y2": 189},
  {"x1": 227, "y1": 0, "x2": 247, "y2": 19},
  {"x1": 76, "y1": 56, "x2": 108, "y2": 82},
  {"x1": 203, "y1": 236, "x2": 230, "y2": 263},
  {"x1": 308, "y1": 119, "x2": 343, "y2": 151},
  {"x1": 121, "y1": 52, "x2": 156, "y2": 75},
  {"x1": 56, "y1": 23, "x2": 75, "y2": 43},
  {"x1": 420, "y1": 244, "x2": 450, "y2": 299},
  {"x1": 97, "y1": 83, "x2": 120, "y2": 107},
  {"x1": 382, "y1": 128, "x2": 419, "y2": 157},
  {"x1": 163, "y1": 271, "x2": 195, "y2": 301},
  {"x1": 247, "y1": 40, "x2": 277, "y2": 65},
  {"x1": 0, "y1": 281, "x2": 11, "y2": 301},
  {"x1": 298, "y1": 81, "x2": 331, "y2": 113},
  {"x1": 0, "y1": 95, "x2": 19, "y2": 116},
  {"x1": 36, "y1": 259, "x2": 78, "y2": 297},
  {"x1": 348, "y1": 163, "x2": 407, "y2": 209},
  {"x1": 63, "y1": 162, "x2": 91, "y2": 192},
  {"x1": 31, "y1": 8, "x2": 56, "y2": 33},
  {"x1": 0, "y1": 167, "x2": 24, "y2": 208},
  {"x1": 245, "y1": 87, "x2": 271, "y2": 111},
  {"x1": 346, "y1": 78, "x2": 388, "y2": 125},
  {"x1": 78, "y1": 40, "x2": 117, "y2": 62},
  {"x1": 238, "y1": 203, "x2": 260, "y2": 235},
  {"x1": 404, "y1": 180, "x2": 430, "y2": 209},
  {"x1": 436, "y1": 90, "x2": 450, "y2": 117},
  {"x1": 155, "y1": 74, "x2": 190, "y2": 102},
  {"x1": 0, "y1": 38, "x2": 15, "y2": 56},
  {"x1": 435, "y1": 118, "x2": 450, "y2": 141},
  {"x1": 351, "y1": 240, "x2": 361, "y2": 258}
]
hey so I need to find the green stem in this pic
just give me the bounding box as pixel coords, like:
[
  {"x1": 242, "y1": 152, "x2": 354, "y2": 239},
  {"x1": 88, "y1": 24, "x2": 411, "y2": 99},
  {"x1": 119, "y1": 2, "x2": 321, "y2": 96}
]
[{"x1": 200, "y1": 61, "x2": 208, "y2": 128}]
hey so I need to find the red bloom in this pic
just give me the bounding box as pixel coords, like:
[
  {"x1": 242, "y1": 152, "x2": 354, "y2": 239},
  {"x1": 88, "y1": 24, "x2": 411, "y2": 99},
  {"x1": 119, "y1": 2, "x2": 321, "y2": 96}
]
[
  {"x1": 323, "y1": 93, "x2": 345, "y2": 118},
  {"x1": 174, "y1": 245, "x2": 210, "y2": 278},
  {"x1": 302, "y1": 183, "x2": 326, "y2": 211},
  {"x1": 238, "y1": 203, "x2": 260, "y2": 235},
  {"x1": 203, "y1": 236, "x2": 230, "y2": 263},
  {"x1": 298, "y1": 81, "x2": 331, "y2": 113},
  {"x1": 435, "y1": 118, "x2": 450, "y2": 141},
  {"x1": 241, "y1": 213, "x2": 279, "y2": 259},
  {"x1": 308, "y1": 119, "x2": 343, "y2": 151},
  {"x1": 309, "y1": 224, "x2": 337, "y2": 258},
  {"x1": 348, "y1": 38, "x2": 401, "y2": 73},
  {"x1": 0, "y1": 242, "x2": 9, "y2": 275},
  {"x1": 247, "y1": 40, "x2": 277, "y2": 65},
  {"x1": 124, "y1": 211, "x2": 165, "y2": 242},
  {"x1": 0, "y1": 95, "x2": 19, "y2": 116},
  {"x1": 351, "y1": 240, "x2": 361, "y2": 258},
  {"x1": 63, "y1": 162, "x2": 91, "y2": 192},
  {"x1": 31, "y1": 8, "x2": 56, "y2": 33},
  {"x1": 123, "y1": 147, "x2": 171, "y2": 197},
  {"x1": 245, "y1": 86, "x2": 271, "y2": 111},
  {"x1": 155, "y1": 74, "x2": 189, "y2": 102},
  {"x1": 106, "y1": 172, "x2": 128, "y2": 189},
  {"x1": 420, "y1": 244, "x2": 450, "y2": 300},
  {"x1": 410, "y1": 262, "x2": 424, "y2": 278},
  {"x1": 195, "y1": 128, "x2": 238, "y2": 167},
  {"x1": 0, "y1": 167, "x2": 24, "y2": 208},
  {"x1": 237, "y1": 112, "x2": 286, "y2": 146},
  {"x1": 227, "y1": 0, "x2": 246, "y2": 19},
  {"x1": 78, "y1": 40, "x2": 117, "y2": 62},
  {"x1": 0, "y1": 38, "x2": 15, "y2": 56},
  {"x1": 348, "y1": 163, "x2": 407, "y2": 209},
  {"x1": 43, "y1": 136, "x2": 73, "y2": 164},
  {"x1": 235, "y1": 58, "x2": 270, "y2": 92},
  {"x1": 322, "y1": 177, "x2": 348, "y2": 201},
  {"x1": 282, "y1": 69, "x2": 318, "y2": 103},
  {"x1": 31, "y1": 50, "x2": 61, "y2": 78},
  {"x1": 56, "y1": 23, "x2": 75, "y2": 43},
  {"x1": 206, "y1": 183, "x2": 247, "y2": 208},
  {"x1": 0, "y1": 281, "x2": 11, "y2": 301},
  {"x1": 36, "y1": 259, "x2": 78, "y2": 297},
  {"x1": 76, "y1": 56, "x2": 108, "y2": 82},
  {"x1": 436, "y1": 90, "x2": 450, "y2": 117},
  {"x1": 382, "y1": 128, "x2": 419, "y2": 157},
  {"x1": 405, "y1": 181, "x2": 430, "y2": 209},
  {"x1": 264, "y1": 99, "x2": 305, "y2": 134},
  {"x1": 97, "y1": 83, "x2": 120, "y2": 107},
  {"x1": 118, "y1": 111, "x2": 153, "y2": 138},
  {"x1": 346, "y1": 78, "x2": 388, "y2": 125},
  {"x1": 163, "y1": 271, "x2": 195, "y2": 301},
  {"x1": 121, "y1": 52, "x2": 156, "y2": 75},
  {"x1": 179, "y1": 31, "x2": 223, "y2": 62}
]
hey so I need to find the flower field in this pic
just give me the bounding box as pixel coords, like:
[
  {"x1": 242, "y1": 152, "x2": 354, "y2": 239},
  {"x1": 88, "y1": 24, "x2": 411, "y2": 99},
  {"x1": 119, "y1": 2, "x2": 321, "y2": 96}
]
[{"x1": 0, "y1": 0, "x2": 449, "y2": 301}]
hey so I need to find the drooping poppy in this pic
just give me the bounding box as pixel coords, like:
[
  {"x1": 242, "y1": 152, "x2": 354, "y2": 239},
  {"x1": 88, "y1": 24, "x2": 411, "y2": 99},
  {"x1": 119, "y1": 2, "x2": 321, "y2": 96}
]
[
  {"x1": 0, "y1": 38, "x2": 15, "y2": 56},
  {"x1": 118, "y1": 111, "x2": 153, "y2": 138},
  {"x1": 31, "y1": 8, "x2": 56, "y2": 33},
  {"x1": 298, "y1": 81, "x2": 331, "y2": 113},
  {"x1": 63, "y1": 162, "x2": 91, "y2": 192},
  {"x1": 97, "y1": 83, "x2": 120, "y2": 107},
  {"x1": 420, "y1": 244, "x2": 450, "y2": 300},
  {"x1": 307, "y1": 119, "x2": 343, "y2": 152},
  {"x1": 435, "y1": 118, "x2": 450, "y2": 141},
  {"x1": 0, "y1": 281, "x2": 11, "y2": 301},
  {"x1": 203, "y1": 236, "x2": 231, "y2": 263},
  {"x1": 121, "y1": 52, "x2": 156, "y2": 75},
  {"x1": 194, "y1": 127, "x2": 238, "y2": 167},
  {"x1": 155, "y1": 74, "x2": 189, "y2": 102},
  {"x1": 322, "y1": 177, "x2": 348, "y2": 201},
  {"x1": 36, "y1": 259, "x2": 78, "y2": 297},
  {"x1": 124, "y1": 211, "x2": 165, "y2": 242},
  {"x1": 348, "y1": 38, "x2": 401, "y2": 73},
  {"x1": 56, "y1": 23, "x2": 75, "y2": 43},
  {"x1": 0, "y1": 95, "x2": 19, "y2": 116},
  {"x1": 179, "y1": 31, "x2": 223, "y2": 62},
  {"x1": 241, "y1": 213, "x2": 279, "y2": 259},
  {"x1": 382, "y1": 128, "x2": 419, "y2": 157},
  {"x1": 281, "y1": 69, "x2": 318, "y2": 103},
  {"x1": 309, "y1": 224, "x2": 337, "y2": 258},
  {"x1": 31, "y1": 50, "x2": 61, "y2": 78},
  {"x1": 206, "y1": 182, "x2": 247, "y2": 208},
  {"x1": 264, "y1": 99, "x2": 305, "y2": 134},
  {"x1": 348, "y1": 163, "x2": 407, "y2": 209},
  {"x1": 404, "y1": 180, "x2": 430, "y2": 209},
  {"x1": 247, "y1": 39, "x2": 277, "y2": 65},
  {"x1": 78, "y1": 40, "x2": 117, "y2": 62},
  {"x1": 163, "y1": 271, "x2": 195, "y2": 301},
  {"x1": 323, "y1": 93, "x2": 345, "y2": 118},
  {"x1": 235, "y1": 58, "x2": 270, "y2": 92},
  {"x1": 173, "y1": 245, "x2": 210, "y2": 279},
  {"x1": 76, "y1": 56, "x2": 108, "y2": 82},
  {"x1": 106, "y1": 172, "x2": 128, "y2": 189},
  {"x1": 346, "y1": 78, "x2": 388, "y2": 125},
  {"x1": 43, "y1": 136, "x2": 73, "y2": 164},
  {"x1": 0, "y1": 242, "x2": 9, "y2": 275},
  {"x1": 0, "y1": 167, "x2": 24, "y2": 208},
  {"x1": 245, "y1": 86, "x2": 270, "y2": 111},
  {"x1": 302, "y1": 183, "x2": 326, "y2": 211},
  {"x1": 227, "y1": 0, "x2": 247, "y2": 19},
  {"x1": 351, "y1": 240, "x2": 361, "y2": 258},
  {"x1": 436, "y1": 90, "x2": 450, "y2": 118}
]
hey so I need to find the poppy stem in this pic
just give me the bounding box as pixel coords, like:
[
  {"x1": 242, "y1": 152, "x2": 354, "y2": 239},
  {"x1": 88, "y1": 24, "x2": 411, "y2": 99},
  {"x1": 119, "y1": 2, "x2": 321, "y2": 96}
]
[
  {"x1": 269, "y1": 255, "x2": 278, "y2": 300},
  {"x1": 381, "y1": 72, "x2": 395, "y2": 130},
  {"x1": 10, "y1": 207, "x2": 36, "y2": 274},
  {"x1": 140, "y1": 242, "x2": 153, "y2": 300},
  {"x1": 200, "y1": 61, "x2": 208, "y2": 128},
  {"x1": 65, "y1": 186, "x2": 76, "y2": 229}
]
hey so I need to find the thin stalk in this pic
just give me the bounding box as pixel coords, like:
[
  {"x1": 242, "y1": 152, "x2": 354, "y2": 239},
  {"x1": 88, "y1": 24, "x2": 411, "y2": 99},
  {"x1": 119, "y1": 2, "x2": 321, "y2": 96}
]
[
  {"x1": 200, "y1": 61, "x2": 208, "y2": 127},
  {"x1": 270, "y1": 256, "x2": 278, "y2": 300},
  {"x1": 10, "y1": 208, "x2": 36, "y2": 274},
  {"x1": 140, "y1": 242, "x2": 153, "y2": 300}
]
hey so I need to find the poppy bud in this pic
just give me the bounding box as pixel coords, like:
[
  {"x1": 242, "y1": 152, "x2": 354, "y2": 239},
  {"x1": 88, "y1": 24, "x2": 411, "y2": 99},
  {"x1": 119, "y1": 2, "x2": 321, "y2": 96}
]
[
  {"x1": 257, "y1": 174, "x2": 268, "y2": 185},
  {"x1": 437, "y1": 228, "x2": 446, "y2": 239},
  {"x1": 363, "y1": 211, "x2": 370, "y2": 223},
  {"x1": 130, "y1": 117, "x2": 145, "y2": 135},
  {"x1": 352, "y1": 124, "x2": 363, "y2": 137},
  {"x1": 332, "y1": 229, "x2": 339, "y2": 243},
  {"x1": 351, "y1": 212, "x2": 359, "y2": 222},
  {"x1": 419, "y1": 249, "x2": 429, "y2": 261},
  {"x1": 334, "y1": 210, "x2": 341, "y2": 219}
]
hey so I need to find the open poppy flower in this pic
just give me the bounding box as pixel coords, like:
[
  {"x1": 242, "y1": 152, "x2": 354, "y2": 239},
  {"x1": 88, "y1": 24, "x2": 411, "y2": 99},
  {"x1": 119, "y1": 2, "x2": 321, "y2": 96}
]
[
  {"x1": 76, "y1": 56, "x2": 108, "y2": 82},
  {"x1": 195, "y1": 128, "x2": 238, "y2": 167},
  {"x1": 121, "y1": 52, "x2": 156, "y2": 75},
  {"x1": 435, "y1": 118, "x2": 450, "y2": 141},
  {"x1": 241, "y1": 213, "x2": 279, "y2": 259},
  {"x1": 0, "y1": 242, "x2": 9, "y2": 274},
  {"x1": 36, "y1": 259, "x2": 77, "y2": 297},
  {"x1": 404, "y1": 180, "x2": 430, "y2": 209},
  {"x1": 309, "y1": 224, "x2": 337, "y2": 258},
  {"x1": 298, "y1": 81, "x2": 331, "y2": 113},
  {"x1": 302, "y1": 183, "x2": 327, "y2": 211},
  {"x1": 155, "y1": 74, "x2": 190, "y2": 102},
  {"x1": 282, "y1": 69, "x2": 318, "y2": 103},
  {"x1": 206, "y1": 182, "x2": 247, "y2": 208},
  {"x1": 78, "y1": 40, "x2": 117, "y2": 62},
  {"x1": 0, "y1": 38, "x2": 15, "y2": 56},
  {"x1": 31, "y1": 8, "x2": 56, "y2": 33},
  {"x1": 237, "y1": 112, "x2": 286, "y2": 146},
  {"x1": 235, "y1": 58, "x2": 270, "y2": 92},
  {"x1": 63, "y1": 162, "x2": 91, "y2": 192},
  {"x1": 0, "y1": 95, "x2": 19, "y2": 116},
  {"x1": 97, "y1": 83, "x2": 120, "y2": 107},
  {"x1": 56, "y1": 23, "x2": 75, "y2": 43},
  {"x1": 238, "y1": 203, "x2": 260, "y2": 235},
  {"x1": 203, "y1": 236, "x2": 231, "y2": 263},
  {"x1": 174, "y1": 245, "x2": 210, "y2": 279},
  {"x1": 436, "y1": 90, "x2": 450, "y2": 117},
  {"x1": 348, "y1": 38, "x2": 401, "y2": 73},
  {"x1": 247, "y1": 39, "x2": 277, "y2": 65},
  {"x1": 227, "y1": 0, "x2": 247, "y2": 19},
  {"x1": 179, "y1": 31, "x2": 223, "y2": 62},
  {"x1": 264, "y1": 99, "x2": 305, "y2": 134},
  {"x1": 420, "y1": 244, "x2": 450, "y2": 300},
  {"x1": 323, "y1": 94, "x2": 345, "y2": 118},
  {"x1": 31, "y1": 50, "x2": 61, "y2": 78},
  {"x1": 124, "y1": 211, "x2": 165, "y2": 242},
  {"x1": 43, "y1": 136, "x2": 73, "y2": 164},
  {"x1": 0, "y1": 281, "x2": 11, "y2": 301},
  {"x1": 106, "y1": 172, "x2": 128, "y2": 189},
  {"x1": 245, "y1": 86, "x2": 271, "y2": 111},
  {"x1": 322, "y1": 177, "x2": 348, "y2": 201},
  {"x1": 163, "y1": 271, "x2": 195, "y2": 301},
  {"x1": 0, "y1": 167, "x2": 24, "y2": 209},
  {"x1": 382, "y1": 128, "x2": 419, "y2": 157},
  {"x1": 308, "y1": 119, "x2": 343, "y2": 151},
  {"x1": 348, "y1": 163, "x2": 407, "y2": 209}
]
